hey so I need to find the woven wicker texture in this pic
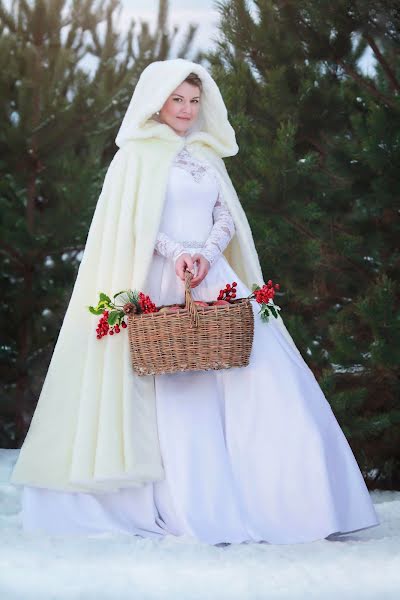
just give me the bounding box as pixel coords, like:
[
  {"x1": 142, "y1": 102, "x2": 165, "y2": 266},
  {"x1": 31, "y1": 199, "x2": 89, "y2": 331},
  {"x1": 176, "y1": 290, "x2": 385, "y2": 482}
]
[{"x1": 128, "y1": 270, "x2": 255, "y2": 376}]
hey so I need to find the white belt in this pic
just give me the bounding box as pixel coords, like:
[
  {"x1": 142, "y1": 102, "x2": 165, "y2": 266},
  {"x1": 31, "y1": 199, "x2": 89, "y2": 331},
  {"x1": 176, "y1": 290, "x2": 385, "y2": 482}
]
[{"x1": 180, "y1": 240, "x2": 206, "y2": 247}]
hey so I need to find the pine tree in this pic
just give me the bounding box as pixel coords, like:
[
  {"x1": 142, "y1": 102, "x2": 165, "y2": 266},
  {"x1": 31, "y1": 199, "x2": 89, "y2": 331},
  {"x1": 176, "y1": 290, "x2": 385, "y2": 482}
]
[
  {"x1": 209, "y1": 0, "x2": 400, "y2": 488},
  {"x1": 0, "y1": 0, "x2": 199, "y2": 447}
]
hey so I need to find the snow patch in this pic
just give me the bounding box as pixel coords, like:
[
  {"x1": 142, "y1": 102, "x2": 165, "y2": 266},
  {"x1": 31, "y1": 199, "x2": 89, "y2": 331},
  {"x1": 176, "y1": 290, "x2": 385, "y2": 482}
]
[{"x1": 1, "y1": 449, "x2": 399, "y2": 599}]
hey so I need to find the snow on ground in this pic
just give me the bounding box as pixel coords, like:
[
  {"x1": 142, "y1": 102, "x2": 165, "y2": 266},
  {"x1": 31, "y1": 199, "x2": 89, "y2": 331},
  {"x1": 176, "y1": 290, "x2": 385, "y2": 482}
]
[{"x1": 1, "y1": 449, "x2": 399, "y2": 600}]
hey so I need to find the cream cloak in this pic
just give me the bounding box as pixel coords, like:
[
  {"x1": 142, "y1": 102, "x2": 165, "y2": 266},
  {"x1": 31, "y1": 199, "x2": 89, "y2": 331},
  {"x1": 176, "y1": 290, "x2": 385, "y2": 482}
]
[{"x1": 11, "y1": 59, "x2": 293, "y2": 493}]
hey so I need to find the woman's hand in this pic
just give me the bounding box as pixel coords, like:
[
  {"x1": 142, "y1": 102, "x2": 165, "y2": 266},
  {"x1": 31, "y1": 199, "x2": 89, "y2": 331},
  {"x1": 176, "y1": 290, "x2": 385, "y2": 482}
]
[
  {"x1": 190, "y1": 253, "x2": 210, "y2": 288},
  {"x1": 175, "y1": 253, "x2": 195, "y2": 281}
]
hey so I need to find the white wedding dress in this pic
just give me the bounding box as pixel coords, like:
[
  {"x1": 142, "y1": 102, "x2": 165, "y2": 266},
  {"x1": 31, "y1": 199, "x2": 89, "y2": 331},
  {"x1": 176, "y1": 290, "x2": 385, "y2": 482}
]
[{"x1": 21, "y1": 145, "x2": 379, "y2": 544}]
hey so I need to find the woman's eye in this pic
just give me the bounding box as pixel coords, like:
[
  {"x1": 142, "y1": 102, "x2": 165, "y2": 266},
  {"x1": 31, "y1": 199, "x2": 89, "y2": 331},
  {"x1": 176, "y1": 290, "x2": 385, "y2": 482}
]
[{"x1": 173, "y1": 97, "x2": 182, "y2": 102}]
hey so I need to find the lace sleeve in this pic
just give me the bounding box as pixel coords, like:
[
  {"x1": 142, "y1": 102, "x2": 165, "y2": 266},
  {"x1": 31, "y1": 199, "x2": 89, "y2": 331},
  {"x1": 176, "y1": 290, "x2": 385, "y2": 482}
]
[
  {"x1": 154, "y1": 232, "x2": 187, "y2": 262},
  {"x1": 200, "y1": 191, "x2": 235, "y2": 267}
]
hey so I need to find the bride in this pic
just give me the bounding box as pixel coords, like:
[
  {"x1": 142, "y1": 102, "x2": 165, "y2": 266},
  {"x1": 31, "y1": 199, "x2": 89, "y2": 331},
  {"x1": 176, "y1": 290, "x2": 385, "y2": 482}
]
[{"x1": 12, "y1": 59, "x2": 379, "y2": 544}]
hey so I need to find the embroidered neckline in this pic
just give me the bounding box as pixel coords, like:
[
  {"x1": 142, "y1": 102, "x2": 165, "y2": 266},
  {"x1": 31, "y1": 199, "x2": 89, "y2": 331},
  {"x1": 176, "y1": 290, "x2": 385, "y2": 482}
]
[{"x1": 173, "y1": 146, "x2": 208, "y2": 183}]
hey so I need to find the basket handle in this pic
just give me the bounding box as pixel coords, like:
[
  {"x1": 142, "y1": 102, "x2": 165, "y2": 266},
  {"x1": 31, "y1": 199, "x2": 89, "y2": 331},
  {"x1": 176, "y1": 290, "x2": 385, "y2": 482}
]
[{"x1": 184, "y1": 269, "x2": 200, "y2": 328}]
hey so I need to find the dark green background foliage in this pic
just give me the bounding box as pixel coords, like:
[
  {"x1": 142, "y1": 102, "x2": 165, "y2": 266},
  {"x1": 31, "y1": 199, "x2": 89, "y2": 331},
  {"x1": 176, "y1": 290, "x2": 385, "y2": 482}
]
[
  {"x1": 1, "y1": 0, "x2": 398, "y2": 488},
  {"x1": 207, "y1": 0, "x2": 400, "y2": 488},
  {"x1": 0, "y1": 0, "x2": 199, "y2": 446}
]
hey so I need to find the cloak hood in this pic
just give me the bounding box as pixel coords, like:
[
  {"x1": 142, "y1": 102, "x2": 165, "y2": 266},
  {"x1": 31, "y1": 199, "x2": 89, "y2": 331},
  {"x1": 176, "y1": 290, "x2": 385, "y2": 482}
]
[
  {"x1": 11, "y1": 59, "x2": 294, "y2": 493},
  {"x1": 115, "y1": 58, "x2": 238, "y2": 158}
]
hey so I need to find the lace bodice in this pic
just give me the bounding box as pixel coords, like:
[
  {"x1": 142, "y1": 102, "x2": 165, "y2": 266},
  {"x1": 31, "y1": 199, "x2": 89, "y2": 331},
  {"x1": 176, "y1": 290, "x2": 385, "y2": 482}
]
[
  {"x1": 154, "y1": 146, "x2": 235, "y2": 267},
  {"x1": 173, "y1": 146, "x2": 208, "y2": 183}
]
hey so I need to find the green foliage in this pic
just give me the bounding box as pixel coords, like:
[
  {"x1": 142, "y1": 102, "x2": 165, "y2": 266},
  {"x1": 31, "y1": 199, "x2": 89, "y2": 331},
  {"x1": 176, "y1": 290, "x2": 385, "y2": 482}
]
[
  {"x1": 88, "y1": 288, "x2": 140, "y2": 327},
  {"x1": 107, "y1": 310, "x2": 121, "y2": 327},
  {"x1": 0, "y1": 0, "x2": 199, "y2": 447},
  {"x1": 210, "y1": 0, "x2": 400, "y2": 488}
]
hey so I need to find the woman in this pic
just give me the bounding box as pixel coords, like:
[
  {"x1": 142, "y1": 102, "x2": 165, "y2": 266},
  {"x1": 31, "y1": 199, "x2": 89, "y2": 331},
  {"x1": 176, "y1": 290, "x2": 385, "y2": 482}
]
[{"x1": 12, "y1": 59, "x2": 379, "y2": 544}]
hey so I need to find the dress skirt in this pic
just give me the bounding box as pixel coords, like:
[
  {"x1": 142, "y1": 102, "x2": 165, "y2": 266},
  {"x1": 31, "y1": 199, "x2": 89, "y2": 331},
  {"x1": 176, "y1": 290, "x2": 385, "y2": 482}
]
[{"x1": 21, "y1": 249, "x2": 380, "y2": 544}]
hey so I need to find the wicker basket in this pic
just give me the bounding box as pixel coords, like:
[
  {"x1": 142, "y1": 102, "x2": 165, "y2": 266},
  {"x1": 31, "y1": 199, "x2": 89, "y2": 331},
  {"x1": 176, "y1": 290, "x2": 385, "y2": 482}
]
[{"x1": 127, "y1": 269, "x2": 254, "y2": 376}]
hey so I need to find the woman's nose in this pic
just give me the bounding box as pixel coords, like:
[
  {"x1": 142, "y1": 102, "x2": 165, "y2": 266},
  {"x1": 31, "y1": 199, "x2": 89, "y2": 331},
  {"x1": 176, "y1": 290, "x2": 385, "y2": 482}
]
[{"x1": 180, "y1": 102, "x2": 191, "y2": 115}]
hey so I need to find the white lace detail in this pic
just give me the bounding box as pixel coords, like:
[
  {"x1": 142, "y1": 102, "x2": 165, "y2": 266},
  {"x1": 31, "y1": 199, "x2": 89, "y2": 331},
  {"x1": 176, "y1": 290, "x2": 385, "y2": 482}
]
[
  {"x1": 175, "y1": 146, "x2": 236, "y2": 266},
  {"x1": 199, "y1": 192, "x2": 235, "y2": 266},
  {"x1": 153, "y1": 232, "x2": 186, "y2": 261},
  {"x1": 154, "y1": 146, "x2": 236, "y2": 266},
  {"x1": 172, "y1": 146, "x2": 208, "y2": 183}
]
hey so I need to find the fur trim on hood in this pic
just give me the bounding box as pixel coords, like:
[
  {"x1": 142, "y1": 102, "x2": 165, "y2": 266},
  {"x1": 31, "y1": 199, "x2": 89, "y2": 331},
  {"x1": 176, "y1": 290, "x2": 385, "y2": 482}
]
[{"x1": 115, "y1": 58, "x2": 239, "y2": 157}]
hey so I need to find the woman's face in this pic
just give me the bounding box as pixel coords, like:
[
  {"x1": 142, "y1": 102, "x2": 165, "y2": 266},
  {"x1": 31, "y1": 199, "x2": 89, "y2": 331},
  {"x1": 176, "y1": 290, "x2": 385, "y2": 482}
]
[{"x1": 158, "y1": 81, "x2": 201, "y2": 136}]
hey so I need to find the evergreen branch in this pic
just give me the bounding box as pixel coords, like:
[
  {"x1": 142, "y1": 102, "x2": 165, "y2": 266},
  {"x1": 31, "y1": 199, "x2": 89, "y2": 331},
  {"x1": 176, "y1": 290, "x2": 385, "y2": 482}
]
[
  {"x1": 90, "y1": 24, "x2": 102, "y2": 55},
  {"x1": 297, "y1": 136, "x2": 353, "y2": 187},
  {"x1": 0, "y1": 1, "x2": 16, "y2": 32},
  {"x1": 36, "y1": 244, "x2": 85, "y2": 260},
  {"x1": 157, "y1": 0, "x2": 168, "y2": 35},
  {"x1": 293, "y1": 7, "x2": 399, "y2": 109},
  {"x1": 337, "y1": 60, "x2": 399, "y2": 110},
  {"x1": 0, "y1": 242, "x2": 24, "y2": 267},
  {"x1": 264, "y1": 203, "x2": 372, "y2": 279},
  {"x1": 55, "y1": 244, "x2": 85, "y2": 257},
  {"x1": 176, "y1": 23, "x2": 198, "y2": 59},
  {"x1": 25, "y1": 341, "x2": 55, "y2": 366},
  {"x1": 318, "y1": 165, "x2": 353, "y2": 188},
  {"x1": 363, "y1": 32, "x2": 400, "y2": 93},
  {"x1": 300, "y1": 135, "x2": 328, "y2": 159}
]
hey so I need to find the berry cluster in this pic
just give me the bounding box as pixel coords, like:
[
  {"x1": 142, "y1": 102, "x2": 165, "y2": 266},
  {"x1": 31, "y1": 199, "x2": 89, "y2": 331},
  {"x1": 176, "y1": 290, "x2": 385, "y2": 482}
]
[
  {"x1": 91, "y1": 288, "x2": 159, "y2": 341},
  {"x1": 253, "y1": 280, "x2": 280, "y2": 304},
  {"x1": 138, "y1": 292, "x2": 158, "y2": 314},
  {"x1": 109, "y1": 320, "x2": 128, "y2": 335},
  {"x1": 96, "y1": 310, "x2": 110, "y2": 339},
  {"x1": 96, "y1": 309, "x2": 127, "y2": 339},
  {"x1": 218, "y1": 281, "x2": 238, "y2": 302}
]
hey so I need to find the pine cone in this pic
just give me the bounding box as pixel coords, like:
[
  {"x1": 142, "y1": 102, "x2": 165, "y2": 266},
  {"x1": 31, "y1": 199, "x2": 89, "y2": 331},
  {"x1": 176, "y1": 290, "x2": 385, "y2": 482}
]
[{"x1": 123, "y1": 302, "x2": 137, "y2": 314}]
